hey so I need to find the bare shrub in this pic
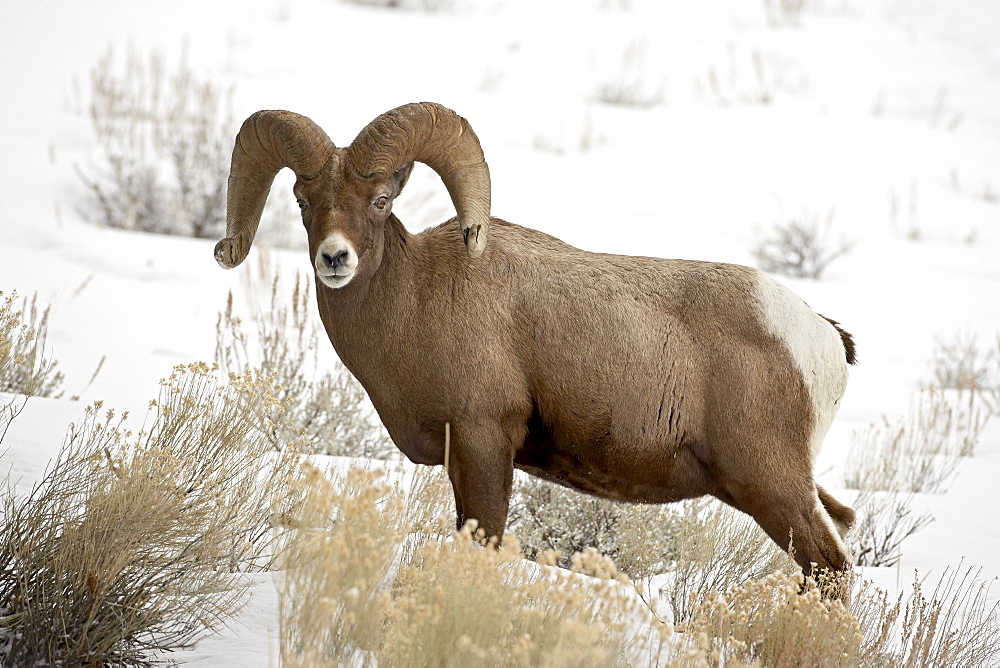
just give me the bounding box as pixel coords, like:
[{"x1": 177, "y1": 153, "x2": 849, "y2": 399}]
[
  {"x1": 0, "y1": 363, "x2": 300, "y2": 665},
  {"x1": 850, "y1": 489, "x2": 933, "y2": 568},
  {"x1": 215, "y1": 275, "x2": 395, "y2": 458},
  {"x1": 76, "y1": 47, "x2": 239, "y2": 240},
  {"x1": 509, "y1": 475, "x2": 675, "y2": 579},
  {"x1": 929, "y1": 331, "x2": 997, "y2": 393},
  {"x1": 763, "y1": 0, "x2": 808, "y2": 26},
  {"x1": 844, "y1": 386, "x2": 989, "y2": 566},
  {"x1": 751, "y1": 208, "x2": 854, "y2": 279},
  {"x1": 0, "y1": 290, "x2": 65, "y2": 398}
]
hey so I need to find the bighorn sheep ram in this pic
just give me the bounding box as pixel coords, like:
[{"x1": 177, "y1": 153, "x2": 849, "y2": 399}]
[{"x1": 215, "y1": 102, "x2": 858, "y2": 577}]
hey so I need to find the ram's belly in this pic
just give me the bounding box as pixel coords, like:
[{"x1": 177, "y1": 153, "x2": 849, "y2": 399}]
[{"x1": 512, "y1": 398, "x2": 703, "y2": 504}]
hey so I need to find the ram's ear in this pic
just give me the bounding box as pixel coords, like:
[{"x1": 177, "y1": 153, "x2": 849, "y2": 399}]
[{"x1": 391, "y1": 162, "x2": 414, "y2": 197}]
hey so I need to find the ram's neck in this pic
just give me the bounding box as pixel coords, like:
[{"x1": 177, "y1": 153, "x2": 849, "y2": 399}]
[{"x1": 313, "y1": 215, "x2": 417, "y2": 380}]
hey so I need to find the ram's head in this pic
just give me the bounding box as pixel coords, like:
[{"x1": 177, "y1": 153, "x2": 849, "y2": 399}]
[{"x1": 215, "y1": 102, "x2": 491, "y2": 288}]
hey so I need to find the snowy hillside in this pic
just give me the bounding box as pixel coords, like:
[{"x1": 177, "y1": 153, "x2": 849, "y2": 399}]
[{"x1": 1, "y1": 0, "x2": 998, "y2": 664}]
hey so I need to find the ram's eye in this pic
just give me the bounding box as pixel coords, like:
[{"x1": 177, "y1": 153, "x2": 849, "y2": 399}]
[
  {"x1": 373, "y1": 195, "x2": 388, "y2": 210},
  {"x1": 296, "y1": 199, "x2": 308, "y2": 211}
]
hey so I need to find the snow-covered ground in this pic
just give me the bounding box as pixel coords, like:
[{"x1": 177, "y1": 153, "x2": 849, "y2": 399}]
[{"x1": 1, "y1": 0, "x2": 998, "y2": 664}]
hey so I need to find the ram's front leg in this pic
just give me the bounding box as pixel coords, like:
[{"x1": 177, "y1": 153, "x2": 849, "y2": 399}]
[{"x1": 445, "y1": 420, "x2": 518, "y2": 543}]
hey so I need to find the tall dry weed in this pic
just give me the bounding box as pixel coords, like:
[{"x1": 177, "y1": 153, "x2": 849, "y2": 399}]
[{"x1": 852, "y1": 566, "x2": 1000, "y2": 666}]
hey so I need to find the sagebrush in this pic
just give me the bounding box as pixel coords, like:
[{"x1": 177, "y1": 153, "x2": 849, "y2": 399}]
[
  {"x1": 280, "y1": 462, "x2": 668, "y2": 667},
  {"x1": 75, "y1": 47, "x2": 278, "y2": 241},
  {"x1": 0, "y1": 290, "x2": 64, "y2": 398},
  {"x1": 215, "y1": 274, "x2": 395, "y2": 458},
  {"x1": 845, "y1": 387, "x2": 986, "y2": 494},
  {"x1": 509, "y1": 474, "x2": 675, "y2": 579},
  {"x1": 0, "y1": 363, "x2": 301, "y2": 665},
  {"x1": 279, "y1": 462, "x2": 1000, "y2": 666}
]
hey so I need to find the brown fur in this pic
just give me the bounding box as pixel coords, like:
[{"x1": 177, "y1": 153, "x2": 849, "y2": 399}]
[{"x1": 222, "y1": 108, "x2": 858, "y2": 579}]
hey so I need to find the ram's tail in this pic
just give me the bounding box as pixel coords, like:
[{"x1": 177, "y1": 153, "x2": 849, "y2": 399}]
[{"x1": 823, "y1": 317, "x2": 857, "y2": 365}]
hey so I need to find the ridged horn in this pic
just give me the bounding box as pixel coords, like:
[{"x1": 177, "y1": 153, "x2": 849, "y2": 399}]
[
  {"x1": 215, "y1": 110, "x2": 335, "y2": 268},
  {"x1": 347, "y1": 102, "x2": 491, "y2": 258}
]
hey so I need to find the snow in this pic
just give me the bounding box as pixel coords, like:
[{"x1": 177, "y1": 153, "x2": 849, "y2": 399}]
[{"x1": 1, "y1": 0, "x2": 999, "y2": 664}]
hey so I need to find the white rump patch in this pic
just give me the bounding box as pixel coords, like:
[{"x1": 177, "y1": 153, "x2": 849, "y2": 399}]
[{"x1": 755, "y1": 272, "x2": 849, "y2": 461}]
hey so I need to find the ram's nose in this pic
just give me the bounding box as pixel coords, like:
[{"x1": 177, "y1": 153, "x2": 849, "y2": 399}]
[
  {"x1": 322, "y1": 249, "x2": 350, "y2": 270},
  {"x1": 314, "y1": 234, "x2": 358, "y2": 289}
]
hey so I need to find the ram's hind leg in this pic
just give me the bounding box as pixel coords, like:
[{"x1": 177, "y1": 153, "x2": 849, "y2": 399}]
[
  {"x1": 817, "y1": 484, "x2": 856, "y2": 541},
  {"x1": 713, "y1": 471, "x2": 852, "y2": 576}
]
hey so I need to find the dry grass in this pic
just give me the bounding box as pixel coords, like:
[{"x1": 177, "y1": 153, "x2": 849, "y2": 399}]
[
  {"x1": 0, "y1": 290, "x2": 65, "y2": 398},
  {"x1": 0, "y1": 363, "x2": 301, "y2": 665}
]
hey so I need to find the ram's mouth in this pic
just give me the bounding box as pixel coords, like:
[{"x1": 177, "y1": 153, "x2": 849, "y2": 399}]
[{"x1": 317, "y1": 270, "x2": 355, "y2": 289}]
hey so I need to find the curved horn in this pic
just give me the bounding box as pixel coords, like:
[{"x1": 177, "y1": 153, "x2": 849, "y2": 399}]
[
  {"x1": 347, "y1": 102, "x2": 491, "y2": 258},
  {"x1": 215, "y1": 110, "x2": 335, "y2": 268}
]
